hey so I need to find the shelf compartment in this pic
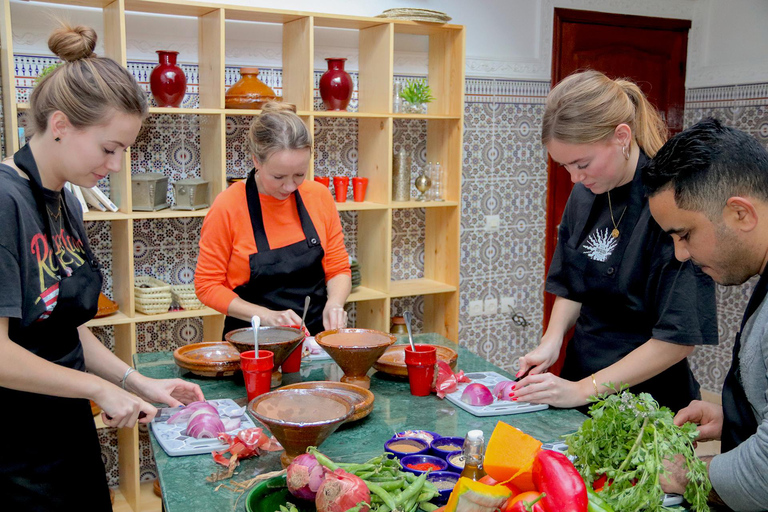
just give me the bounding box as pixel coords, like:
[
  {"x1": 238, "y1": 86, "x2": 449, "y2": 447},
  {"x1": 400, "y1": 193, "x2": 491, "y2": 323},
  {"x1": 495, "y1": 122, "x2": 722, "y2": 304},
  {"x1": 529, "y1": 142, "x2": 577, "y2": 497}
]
[
  {"x1": 86, "y1": 311, "x2": 133, "y2": 328},
  {"x1": 347, "y1": 286, "x2": 387, "y2": 303},
  {"x1": 335, "y1": 201, "x2": 388, "y2": 211},
  {"x1": 133, "y1": 307, "x2": 222, "y2": 324},
  {"x1": 391, "y1": 200, "x2": 459, "y2": 209},
  {"x1": 132, "y1": 207, "x2": 210, "y2": 219},
  {"x1": 389, "y1": 278, "x2": 456, "y2": 297},
  {"x1": 83, "y1": 211, "x2": 132, "y2": 222}
]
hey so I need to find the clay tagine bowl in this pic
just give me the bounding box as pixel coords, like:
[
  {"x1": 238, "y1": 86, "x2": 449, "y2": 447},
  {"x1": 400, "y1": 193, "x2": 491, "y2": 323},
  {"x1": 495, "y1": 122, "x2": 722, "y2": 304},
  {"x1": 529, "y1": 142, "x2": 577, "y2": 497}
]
[
  {"x1": 225, "y1": 326, "x2": 304, "y2": 387},
  {"x1": 315, "y1": 328, "x2": 397, "y2": 389},
  {"x1": 248, "y1": 388, "x2": 353, "y2": 468},
  {"x1": 173, "y1": 342, "x2": 240, "y2": 378}
]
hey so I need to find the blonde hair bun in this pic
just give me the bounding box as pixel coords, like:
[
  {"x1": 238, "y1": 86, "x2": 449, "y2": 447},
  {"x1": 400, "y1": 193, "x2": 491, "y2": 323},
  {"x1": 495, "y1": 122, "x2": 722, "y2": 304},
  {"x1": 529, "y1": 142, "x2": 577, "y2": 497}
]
[
  {"x1": 260, "y1": 101, "x2": 297, "y2": 113},
  {"x1": 48, "y1": 23, "x2": 97, "y2": 62}
]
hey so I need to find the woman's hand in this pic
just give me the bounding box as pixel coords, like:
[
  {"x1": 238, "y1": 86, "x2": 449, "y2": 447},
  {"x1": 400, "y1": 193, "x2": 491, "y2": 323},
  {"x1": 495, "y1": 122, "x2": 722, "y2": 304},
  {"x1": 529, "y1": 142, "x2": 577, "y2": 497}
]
[
  {"x1": 126, "y1": 372, "x2": 205, "y2": 409},
  {"x1": 511, "y1": 372, "x2": 590, "y2": 408},
  {"x1": 260, "y1": 308, "x2": 302, "y2": 327},
  {"x1": 323, "y1": 302, "x2": 348, "y2": 330},
  {"x1": 94, "y1": 384, "x2": 157, "y2": 428},
  {"x1": 517, "y1": 338, "x2": 562, "y2": 377}
]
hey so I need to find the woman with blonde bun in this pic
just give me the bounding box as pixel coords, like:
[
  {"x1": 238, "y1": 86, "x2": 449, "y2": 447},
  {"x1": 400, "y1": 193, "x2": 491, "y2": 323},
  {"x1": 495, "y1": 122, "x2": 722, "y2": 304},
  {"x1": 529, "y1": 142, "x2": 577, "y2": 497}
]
[
  {"x1": 0, "y1": 24, "x2": 203, "y2": 510},
  {"x1": 514, "y1": 70, "x2": 718, "y2": 411},
  {"x1": 196, "y1": 102, "x2": 351, "y2": 336}
]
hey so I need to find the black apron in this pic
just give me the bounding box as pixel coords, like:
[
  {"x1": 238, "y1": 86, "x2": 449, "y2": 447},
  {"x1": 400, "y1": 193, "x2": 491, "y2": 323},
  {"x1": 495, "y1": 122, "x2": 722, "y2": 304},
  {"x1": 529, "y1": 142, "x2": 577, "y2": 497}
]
[
  {"x1": 720, "y1": 272, "x2": 767, "y2": 452},
  {"x1": 222, "y1": 169, "x2": 327, "y2": 337},
  {"x1": 0, "y1": 144, "x2": 111, "y2": 511}
]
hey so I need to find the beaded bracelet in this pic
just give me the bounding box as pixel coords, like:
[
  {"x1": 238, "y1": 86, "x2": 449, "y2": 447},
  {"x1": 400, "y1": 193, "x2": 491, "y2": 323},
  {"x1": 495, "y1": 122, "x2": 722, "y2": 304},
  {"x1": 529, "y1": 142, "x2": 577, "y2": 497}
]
[{"x1": 121, "y1": 367, "x2": 137, "y2": 390}]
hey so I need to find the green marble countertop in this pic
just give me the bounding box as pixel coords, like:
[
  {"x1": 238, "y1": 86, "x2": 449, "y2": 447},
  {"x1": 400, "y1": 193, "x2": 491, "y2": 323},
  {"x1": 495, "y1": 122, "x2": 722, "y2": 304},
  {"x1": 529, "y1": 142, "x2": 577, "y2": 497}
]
[{"x1": 137, "y1": 334, "x2": 586, "y2": 512}]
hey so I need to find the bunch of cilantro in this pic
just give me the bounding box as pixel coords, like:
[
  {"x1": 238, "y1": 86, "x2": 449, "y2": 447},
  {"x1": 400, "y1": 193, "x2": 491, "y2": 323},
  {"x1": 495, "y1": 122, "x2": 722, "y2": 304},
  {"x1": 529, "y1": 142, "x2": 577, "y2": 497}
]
[{"x1": 565, "y1": 390, "x2": 711, "y2": 511}]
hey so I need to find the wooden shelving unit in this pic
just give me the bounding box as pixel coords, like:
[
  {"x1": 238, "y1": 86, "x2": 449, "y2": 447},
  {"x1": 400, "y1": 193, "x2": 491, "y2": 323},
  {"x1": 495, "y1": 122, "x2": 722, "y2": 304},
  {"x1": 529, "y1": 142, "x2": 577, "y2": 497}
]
[{"x1": 0, "y1": 1, "x2": 463, "y2": 510}]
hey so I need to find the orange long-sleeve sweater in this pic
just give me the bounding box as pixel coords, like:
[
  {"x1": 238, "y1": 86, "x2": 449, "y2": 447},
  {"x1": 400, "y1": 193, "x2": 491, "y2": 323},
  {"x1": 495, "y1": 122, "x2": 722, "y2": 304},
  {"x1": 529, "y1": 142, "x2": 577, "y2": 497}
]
[{"x1": 195, "y1": 179, "x2": 351, "y2": 315}]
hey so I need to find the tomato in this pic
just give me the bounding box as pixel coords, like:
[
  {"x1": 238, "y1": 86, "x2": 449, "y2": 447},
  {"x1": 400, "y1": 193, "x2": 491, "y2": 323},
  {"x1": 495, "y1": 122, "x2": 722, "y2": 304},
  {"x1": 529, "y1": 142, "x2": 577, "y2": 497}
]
[{"x1": 503, "y1": 491, "x2": 547, "y2": 512}]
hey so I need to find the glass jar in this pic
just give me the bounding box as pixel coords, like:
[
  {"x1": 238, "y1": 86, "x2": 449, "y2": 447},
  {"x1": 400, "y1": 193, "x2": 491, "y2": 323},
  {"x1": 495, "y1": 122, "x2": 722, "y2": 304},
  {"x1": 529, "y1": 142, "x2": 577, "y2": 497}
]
[{"x1": 393, "y1": 149, "x2": 411, "y2": 202}]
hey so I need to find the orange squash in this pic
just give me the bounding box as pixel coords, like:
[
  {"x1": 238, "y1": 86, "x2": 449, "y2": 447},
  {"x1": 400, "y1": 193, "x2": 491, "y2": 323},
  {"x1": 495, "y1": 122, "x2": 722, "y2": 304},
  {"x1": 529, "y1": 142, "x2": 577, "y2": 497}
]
[
  {"x1": 444, "y1": 477, "x2": 512, "y2": 512},
  {"x1": 483, "y1": 421, "x2": 542, "y2": 491}
]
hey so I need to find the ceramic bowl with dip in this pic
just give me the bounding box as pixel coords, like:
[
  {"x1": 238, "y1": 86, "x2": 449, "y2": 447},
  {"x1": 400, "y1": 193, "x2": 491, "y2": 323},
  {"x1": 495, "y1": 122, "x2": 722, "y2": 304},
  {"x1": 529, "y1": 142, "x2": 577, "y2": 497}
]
[
  {"x1": 392, "y1": 430, "x2": 440, "y2": 446},
  {"x1": 225, "y1": 326, "x2": 304, "y2": 387},
  {"x1": 445, "y1": 450, "x2": 465, "y2": 473},
  {"x1": 400, "y1": 454, "x2": 448, "y2": 476},
  {"x1": 430, "y1": 436, "x2": 465, "y2": 459},
  {"x1": 172, "y1": 342, "x2": 240, "y2": 378},
  {"x1": 248, "y1": 388, "x2": 353, "y2": 468},
  {"x1": 384, "y1": 436, "x2": 429, "y2": 459},
  {"x1": 315, "y1": 328, "x2": 396, "y2": 389},
  {"x1": 427, "y1": 471, "x2": 460, "y2": 505}
]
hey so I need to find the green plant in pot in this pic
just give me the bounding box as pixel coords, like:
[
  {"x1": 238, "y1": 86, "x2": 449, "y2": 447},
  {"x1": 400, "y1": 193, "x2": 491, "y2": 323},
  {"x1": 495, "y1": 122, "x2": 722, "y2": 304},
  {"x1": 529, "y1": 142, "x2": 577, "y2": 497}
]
[{"x1": 399, "y1": 79, "x2": 435, "y2": 114}]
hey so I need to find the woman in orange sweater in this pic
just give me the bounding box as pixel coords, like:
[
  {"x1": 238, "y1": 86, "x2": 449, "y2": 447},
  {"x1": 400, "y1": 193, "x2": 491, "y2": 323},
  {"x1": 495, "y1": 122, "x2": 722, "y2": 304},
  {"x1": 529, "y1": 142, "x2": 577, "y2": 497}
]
[{"x1": 195, "y1": 103, "x2": 351, "y2": 336}]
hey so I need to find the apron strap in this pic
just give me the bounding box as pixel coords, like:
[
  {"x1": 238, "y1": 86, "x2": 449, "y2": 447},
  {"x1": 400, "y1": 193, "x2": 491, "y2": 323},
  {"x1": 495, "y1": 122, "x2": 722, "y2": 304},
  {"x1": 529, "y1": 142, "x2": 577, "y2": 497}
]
[{"x1": 245, "y1": 168, "x2": 323, "y2": 252}]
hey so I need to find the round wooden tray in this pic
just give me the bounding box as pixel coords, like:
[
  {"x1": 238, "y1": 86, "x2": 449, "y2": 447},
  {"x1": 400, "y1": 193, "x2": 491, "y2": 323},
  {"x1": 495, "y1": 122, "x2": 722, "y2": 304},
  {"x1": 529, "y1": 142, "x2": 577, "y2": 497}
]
[
  {"x1": 280, "y1": 381, "x2": 374, "y2": 423},
  {"x1": 173, "y1": 342, "x2": 241, "y2": 378},
  {"x1": 373, "y1": 344, "x2": 458, "y2": 378}
]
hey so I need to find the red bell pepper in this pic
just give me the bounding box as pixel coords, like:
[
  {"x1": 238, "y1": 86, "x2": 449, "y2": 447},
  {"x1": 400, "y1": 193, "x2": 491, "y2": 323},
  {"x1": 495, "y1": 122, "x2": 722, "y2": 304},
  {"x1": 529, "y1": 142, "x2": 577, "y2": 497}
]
[
  {"x1": 532, "y1": 450, "x2": 587, "y2": 512},
  {"x1": 504, "y1": 492, "x2": 547, "y2": 512}
]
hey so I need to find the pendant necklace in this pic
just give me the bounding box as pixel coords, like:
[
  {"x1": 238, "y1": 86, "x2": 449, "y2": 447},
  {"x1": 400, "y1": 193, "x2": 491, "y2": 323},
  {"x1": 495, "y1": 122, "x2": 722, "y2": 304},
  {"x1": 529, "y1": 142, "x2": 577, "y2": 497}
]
[{"x1": 607, "y1": 191, "x2": 627, "y2": 239}]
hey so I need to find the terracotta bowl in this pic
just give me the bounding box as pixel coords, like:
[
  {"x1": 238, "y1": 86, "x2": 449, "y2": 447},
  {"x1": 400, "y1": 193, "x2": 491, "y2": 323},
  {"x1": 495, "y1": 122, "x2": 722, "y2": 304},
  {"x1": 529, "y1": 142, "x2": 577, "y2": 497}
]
[
  {"x1": 225, "y1": 326, "x2": 304, "y2": 387},
  {"x1": 280, "y1": 381, "x2": 374, "y2": 423},
  {"x1": 248, "y1": 388, "x2": 353, "y2": 468},
  {"x1": 315, "y1": 328, "x2": 397, "y2": 389},
  {"x1": 173, "y1": 342, "x2": 240, "y2": 378},
  {"x1": 374, "y1": 344, "x2": 458, "y2": 378}
]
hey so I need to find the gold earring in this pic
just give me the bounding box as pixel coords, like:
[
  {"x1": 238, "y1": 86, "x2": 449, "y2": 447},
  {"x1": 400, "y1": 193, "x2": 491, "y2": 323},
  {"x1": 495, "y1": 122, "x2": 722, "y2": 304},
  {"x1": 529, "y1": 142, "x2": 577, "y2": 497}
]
[{"x1": 622, "y1": 145, "x2": 630, "y2": 160}]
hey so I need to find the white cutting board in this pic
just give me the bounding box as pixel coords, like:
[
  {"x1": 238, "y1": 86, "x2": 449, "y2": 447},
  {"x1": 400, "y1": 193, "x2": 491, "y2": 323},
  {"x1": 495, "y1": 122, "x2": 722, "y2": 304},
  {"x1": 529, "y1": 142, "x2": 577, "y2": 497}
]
[
  {"x1": 150, "y1": 399, "x2": 257, "y2": 457},
  {"x1": 445, "y1": 371, "x2": 549, "y2": 417}
]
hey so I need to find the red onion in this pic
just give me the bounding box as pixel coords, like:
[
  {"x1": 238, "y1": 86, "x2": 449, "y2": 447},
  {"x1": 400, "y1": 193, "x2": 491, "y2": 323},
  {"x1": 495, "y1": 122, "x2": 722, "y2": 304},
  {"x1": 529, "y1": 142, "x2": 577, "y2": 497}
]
[
  {"x1": 186, "y1": 413, "x2": 226, "y2": 438},
  {"x1": 461, "y1": 383, "x2": 494, "y2": 406},
  {"x1": 493, "y1": 380, "x2": 516, "y2": 401},
  {"x1": 287, "y1": 453, "x2": 325, "y2": 501},
  {"x1": 167, "y1": 402, "x2": 218, "y2": 424},
  {"x1": 316, "y1": 468, "x2": 370, "y2": 512}
]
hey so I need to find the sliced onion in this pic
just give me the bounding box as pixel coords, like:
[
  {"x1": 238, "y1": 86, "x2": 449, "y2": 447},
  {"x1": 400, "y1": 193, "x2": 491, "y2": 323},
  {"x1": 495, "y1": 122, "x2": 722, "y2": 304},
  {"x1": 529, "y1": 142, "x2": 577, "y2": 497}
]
[
  {"x1": 493, "y1": 380, "x2": 516, "y2": 401},
  {"x1": 221, "y1": 417, "x2": 242, "y2": 432},
  {"x1": 461, "y1": 383, "x2": 494, "y2": 406},
  {"x1": 167, "y1": 401, "x2": 218, "y2": 424},
  {"x1": 186, "y1": 413, "x2": 226, "y2": 439}
]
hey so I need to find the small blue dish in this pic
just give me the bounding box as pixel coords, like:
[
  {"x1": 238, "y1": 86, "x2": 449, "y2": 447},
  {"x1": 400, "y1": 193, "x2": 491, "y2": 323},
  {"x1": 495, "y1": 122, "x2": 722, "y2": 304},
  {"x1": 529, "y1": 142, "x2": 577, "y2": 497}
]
[
  {"x1": 400, "y1": 454, "x2": 448, "y2": 476},
  {"x1": 391, "y1": 430, "x2": 441, "y2": 446},
  {"x1": 444, "y1": 450, "x2": 464, "y2": 473},
  {"x1": 427, "y1": 471, "x2": 460, "y2": 505},
  {"x1": 384, "y1": 437, "x2": 429, "y2": 459},
  {"x1": 430, "y1": 436, "x2": 464, "y2": 458}
]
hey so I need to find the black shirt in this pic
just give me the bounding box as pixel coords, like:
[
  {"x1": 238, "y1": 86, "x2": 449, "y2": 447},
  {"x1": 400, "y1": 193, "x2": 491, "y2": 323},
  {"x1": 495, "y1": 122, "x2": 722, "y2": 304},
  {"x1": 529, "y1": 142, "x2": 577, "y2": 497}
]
[{"x1": 546, "y1": 152, "x2": 718, "y2": 411}]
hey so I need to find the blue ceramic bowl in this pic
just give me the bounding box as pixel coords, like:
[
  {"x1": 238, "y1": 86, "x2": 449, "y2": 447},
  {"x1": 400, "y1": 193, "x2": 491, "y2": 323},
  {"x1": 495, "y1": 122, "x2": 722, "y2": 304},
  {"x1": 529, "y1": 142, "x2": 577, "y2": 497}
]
[
  {"x1": 444, "y1": 450, "x2": 464, "y2": 473},
  {"x1": 391, "y1": 430, "x2": 441, "y2": 446},
  {"x1": 384, "y1": 436, "x2": 430, "y2": 459},
  {"x1": 400, "y1": 454, "x2": 448, "y2": 476},
  {"x1": 427, "y1": 471, "x2": 460, "y2": 505},
  {"x1": 430, "y1": 436, "x2": 464, "y2": 458}
]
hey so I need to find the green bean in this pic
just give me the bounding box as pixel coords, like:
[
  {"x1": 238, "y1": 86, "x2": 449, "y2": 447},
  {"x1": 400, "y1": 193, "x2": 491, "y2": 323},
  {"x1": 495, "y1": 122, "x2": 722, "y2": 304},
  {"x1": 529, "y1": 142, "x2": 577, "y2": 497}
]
[
  {"x1": 356, "y1": 471, "x2": 376, "y2": 480},
  {"x1": 404, "y1": 473, "x2": 417, "y2": 483},
  {"x1": 419, "y1": 503, "x2": 439, "y2": 512},
  {"x1": 368, "y1": 475, "x2": 401, "y2": 482},
  {"x1": 366, "y1": 481, "x2": 398, "y2": 510},
  {"x1": 376, "y1": 479, "x2": 405, "y2": 491},
  {"x1": 307, "y1": 447, "x2": 339, "y2": 471},
  {"x1": 394, "y1": 472, "x2": 428, "y2": 508}
]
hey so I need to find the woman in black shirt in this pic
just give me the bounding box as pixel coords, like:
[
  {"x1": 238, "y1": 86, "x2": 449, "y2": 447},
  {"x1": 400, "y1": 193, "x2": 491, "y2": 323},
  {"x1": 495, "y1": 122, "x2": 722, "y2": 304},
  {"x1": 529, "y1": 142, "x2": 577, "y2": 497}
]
[{"x1": 513, "y1": 70, "x2": 718, "y2": 412}]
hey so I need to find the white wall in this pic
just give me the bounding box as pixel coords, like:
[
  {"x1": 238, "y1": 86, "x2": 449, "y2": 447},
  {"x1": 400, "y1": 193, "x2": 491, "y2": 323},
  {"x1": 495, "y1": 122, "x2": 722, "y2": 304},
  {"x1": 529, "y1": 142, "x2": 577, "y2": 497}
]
[{"x1": 10, "y1": 0, "x2": 768, "y2": 87}]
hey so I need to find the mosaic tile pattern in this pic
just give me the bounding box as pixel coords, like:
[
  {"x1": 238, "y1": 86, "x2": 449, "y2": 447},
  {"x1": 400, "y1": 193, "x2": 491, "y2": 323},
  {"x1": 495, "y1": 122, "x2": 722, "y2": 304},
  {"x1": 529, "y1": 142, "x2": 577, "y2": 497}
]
[
  {"x1": 134, "y1": 217, "x2": 201, "y2": 285},
  {"x1": 136, "y1": 317, "x2": 205, "y2": 353},
  {"x1": 91, "y1": 326, "x2": 115, "y2": 353},
  {"x1": 86, "y1": 221, "x2": 114, "y2": 298},
  {"x1": 98, "y1": 427, "x2": 119, "y2": 487}
]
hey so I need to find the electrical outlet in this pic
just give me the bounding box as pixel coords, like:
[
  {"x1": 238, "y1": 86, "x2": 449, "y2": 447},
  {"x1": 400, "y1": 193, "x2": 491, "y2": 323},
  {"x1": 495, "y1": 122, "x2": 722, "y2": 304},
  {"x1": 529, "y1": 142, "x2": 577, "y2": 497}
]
[
  {"x1": 484, "y1": 298, "x2": 498, "y2": 316},
  {"x1": 500, "y1": 297, "x2": 515, "y2": 314},
  {"x1": 469, "y1": 300, "x2": 483, "y2": 317},
  {"x1": 484, "y1": 215, "x2": 500, "y2": 232}
]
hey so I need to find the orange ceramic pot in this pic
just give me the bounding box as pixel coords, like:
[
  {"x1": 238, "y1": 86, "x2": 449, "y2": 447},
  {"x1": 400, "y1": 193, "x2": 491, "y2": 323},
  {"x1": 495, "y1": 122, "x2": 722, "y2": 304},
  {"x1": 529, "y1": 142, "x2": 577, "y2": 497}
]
[{"x1": 225, "y1": 67, "x2": 280, "y2": 109}]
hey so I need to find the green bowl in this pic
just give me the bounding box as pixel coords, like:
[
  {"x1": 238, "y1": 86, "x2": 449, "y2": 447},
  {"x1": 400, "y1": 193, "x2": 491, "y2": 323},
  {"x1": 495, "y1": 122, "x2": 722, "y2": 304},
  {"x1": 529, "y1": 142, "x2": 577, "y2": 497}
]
[{"x1": 246, "y1": 475, "x2": 316, "y2": 512}]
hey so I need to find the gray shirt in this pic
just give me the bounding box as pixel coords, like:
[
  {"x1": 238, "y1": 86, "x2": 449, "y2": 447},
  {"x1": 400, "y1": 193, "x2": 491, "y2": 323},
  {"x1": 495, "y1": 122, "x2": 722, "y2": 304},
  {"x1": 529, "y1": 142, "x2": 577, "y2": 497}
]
[{"x1": 709, "y1": 293, "x2": 768, "y2": 511}]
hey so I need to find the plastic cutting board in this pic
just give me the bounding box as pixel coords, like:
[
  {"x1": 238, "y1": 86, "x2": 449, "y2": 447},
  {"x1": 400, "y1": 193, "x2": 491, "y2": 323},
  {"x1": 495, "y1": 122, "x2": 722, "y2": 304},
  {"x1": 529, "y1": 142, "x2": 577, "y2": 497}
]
[{"x1": 444, "y1": 371, "x2": 549, "y2": 417}]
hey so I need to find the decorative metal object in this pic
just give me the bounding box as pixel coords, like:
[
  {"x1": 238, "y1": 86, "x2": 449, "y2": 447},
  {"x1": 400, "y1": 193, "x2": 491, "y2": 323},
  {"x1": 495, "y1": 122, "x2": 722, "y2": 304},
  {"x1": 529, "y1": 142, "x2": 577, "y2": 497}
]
[
  {"x1": 414, "y1": 170, "x2": 432, "y2": 202},
  {"x1": 393, "y1": 149, "x2": 411, "y2": 202},
  {"x1": 132, "y1": 173, "x2": 169, "y2": 211},
  {"x1": 172, "y1": 178, "x2": 209, "y2": 210}
]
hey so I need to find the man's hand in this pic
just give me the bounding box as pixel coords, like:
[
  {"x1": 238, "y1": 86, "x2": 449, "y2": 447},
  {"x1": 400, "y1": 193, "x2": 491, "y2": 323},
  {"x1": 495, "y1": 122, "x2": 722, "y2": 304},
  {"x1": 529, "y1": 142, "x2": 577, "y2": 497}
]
[
  {"x1": 674, "y1": 400, "x2": 724, "y2": 443},
  {"x1": 661, "y1": 453, "x2": 689, "y2": 495}
]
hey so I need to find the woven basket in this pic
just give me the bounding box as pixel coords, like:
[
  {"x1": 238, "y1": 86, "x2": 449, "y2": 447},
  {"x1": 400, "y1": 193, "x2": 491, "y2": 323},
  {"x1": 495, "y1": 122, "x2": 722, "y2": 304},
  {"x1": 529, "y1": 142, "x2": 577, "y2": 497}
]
[
  {"x1": 171, "y1": 284, "x2": 205, "y2": 311},
  {"x1": 134, "y1": 276, "x2": 172, "y2": 314}
]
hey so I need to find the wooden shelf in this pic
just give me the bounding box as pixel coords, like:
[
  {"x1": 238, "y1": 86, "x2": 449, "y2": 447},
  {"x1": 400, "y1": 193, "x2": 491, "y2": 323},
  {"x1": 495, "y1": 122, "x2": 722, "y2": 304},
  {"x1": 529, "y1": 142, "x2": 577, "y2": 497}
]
[
  {"x1": 148, "y1": 107, "x2": 220, "y2": 115},
  {"x1": 132, "y1": 208, "x2": 210, "y2": 219},
  {"x1": 335, "y1": 201, "x2": 388, "y2": 211},
  {"x1": 84, "y1": 210, "x2": 132, "y2": 222},
  {"x1": 86, "y1": 311, "x2": 133, "y2": 327},
  {"x1": 347, "y1": 286, "x2": 387, "y2": 302},
  {"x1": 389, "y1": 278, "x2": 457, "y2": 298},
  {"x1": 391, "y1": 113, "x2": 462, "y2": 120},
  {"x1": 313, "y1": 111, "x2": 389, "y2": 118},
  {"x1": 391, "y1": 200, "x2": 459, "y2": 209},
  {"x1": 133, "y1": 307, "x2": 222, "y2": 324}
]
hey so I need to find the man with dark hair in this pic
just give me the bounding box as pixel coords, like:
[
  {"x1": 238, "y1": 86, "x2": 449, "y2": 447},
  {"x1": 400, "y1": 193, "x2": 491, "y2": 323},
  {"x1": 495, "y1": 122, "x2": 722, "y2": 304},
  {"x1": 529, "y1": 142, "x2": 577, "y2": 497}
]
[{"x1": 643, "y1": 117, "x2": 768, "y2": 511}]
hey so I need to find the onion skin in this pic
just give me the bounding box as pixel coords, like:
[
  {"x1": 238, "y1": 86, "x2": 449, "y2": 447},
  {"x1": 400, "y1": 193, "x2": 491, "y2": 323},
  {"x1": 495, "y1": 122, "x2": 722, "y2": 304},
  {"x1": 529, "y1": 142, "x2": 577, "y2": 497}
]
[
  {"x1": 493, "y1": 381, "x2": 516, "y2": 401},
  {"x1": 287, "y1": 453, "x2": 326, "y2": 501},
  {"x1": 461, "y1": 383, "x2": 494, "y2": 406},
  {"x1": 316, "y1": 468, "x2": 370, "y2": 512}
]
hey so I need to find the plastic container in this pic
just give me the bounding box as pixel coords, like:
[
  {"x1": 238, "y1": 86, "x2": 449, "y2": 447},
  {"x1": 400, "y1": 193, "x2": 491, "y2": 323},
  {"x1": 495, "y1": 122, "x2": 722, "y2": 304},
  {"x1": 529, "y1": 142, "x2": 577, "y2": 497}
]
[
  {"x1": 445, "y1": 450, "x2": 464, "y2": 473},
  {"x1": 404, "y1": 344, "x2": 437, "y2": 396},
  {"x1": 399, "y1": 454, "x2": 448, "y2": 476},
  {"x1": 240, "y1": 350, "x2": 274, "y2": 402},
  {"x1": 427, "y1": 471, "x2": 460, "y2": 505},
  {"x1": 430, "y1": 436, "x2": 465, "y2": 458}
]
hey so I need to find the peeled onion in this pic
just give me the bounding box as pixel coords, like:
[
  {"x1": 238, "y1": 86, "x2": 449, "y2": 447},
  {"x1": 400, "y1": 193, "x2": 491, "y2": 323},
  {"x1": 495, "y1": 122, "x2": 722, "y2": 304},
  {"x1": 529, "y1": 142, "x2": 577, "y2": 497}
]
[
  {"x1": 493, "y1": 380, "x2": 516, "y2": 401},
  {"x1": 186, "y1": 413, "x2": 226, "y2": 438},
  {"x1": 461, "y1": 383, "x2": 494, "y2": 406},
  {"x1": 316, "y1": 469, "x2": 370, "y2": 512},
  {"x1": 287, "y1": 453, "x2": 325, "y2": 501}
]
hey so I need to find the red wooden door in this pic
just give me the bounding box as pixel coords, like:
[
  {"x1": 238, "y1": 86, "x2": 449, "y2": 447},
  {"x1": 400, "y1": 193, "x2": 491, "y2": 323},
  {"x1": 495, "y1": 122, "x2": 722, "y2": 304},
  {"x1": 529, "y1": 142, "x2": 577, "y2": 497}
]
[{"x1": 544, "y1": 9, "x2": 690, "y2": 374}]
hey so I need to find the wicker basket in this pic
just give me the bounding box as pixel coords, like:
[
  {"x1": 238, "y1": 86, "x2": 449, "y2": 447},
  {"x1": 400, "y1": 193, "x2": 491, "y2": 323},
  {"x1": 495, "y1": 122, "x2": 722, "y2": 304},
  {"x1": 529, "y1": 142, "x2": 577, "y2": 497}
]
[
  {"x1": 171, "y1": 284, "x2": 205, "y2": 311},
  {"x1": 134, "y1": 276, "x2": 172, "y2": 315}
]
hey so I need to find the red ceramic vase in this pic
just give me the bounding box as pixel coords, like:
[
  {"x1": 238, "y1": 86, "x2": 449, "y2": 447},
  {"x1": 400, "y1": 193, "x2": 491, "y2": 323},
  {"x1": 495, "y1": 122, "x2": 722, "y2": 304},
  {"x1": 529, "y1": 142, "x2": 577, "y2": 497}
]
[
  {"x1": 319, "y1": 58, "x2": 353, "y2": 111},
  {"x1": 150, "y1": 50, "x2": 187, "y2": 108}
]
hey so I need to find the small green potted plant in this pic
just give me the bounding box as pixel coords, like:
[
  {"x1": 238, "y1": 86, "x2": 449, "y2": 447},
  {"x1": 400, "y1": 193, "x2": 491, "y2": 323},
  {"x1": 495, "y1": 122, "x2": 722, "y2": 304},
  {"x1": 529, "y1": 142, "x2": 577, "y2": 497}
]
[{"x1": 399, "y1": 79, "x2": 435, "y2": 114}]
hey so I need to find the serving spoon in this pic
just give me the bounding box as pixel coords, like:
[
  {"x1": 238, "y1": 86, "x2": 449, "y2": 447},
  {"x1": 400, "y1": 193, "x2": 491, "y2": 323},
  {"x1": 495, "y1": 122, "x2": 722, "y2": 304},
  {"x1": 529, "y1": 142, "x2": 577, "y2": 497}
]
[
  {"x1": 403, "y1": 311, "x2": 416, "y2": 352},
  {"x1": 250, "y1": 315, "x2": 260, "y2": 352},
  {"x1": 299, "y1": 296, "x2": 310, "y2": 333}
]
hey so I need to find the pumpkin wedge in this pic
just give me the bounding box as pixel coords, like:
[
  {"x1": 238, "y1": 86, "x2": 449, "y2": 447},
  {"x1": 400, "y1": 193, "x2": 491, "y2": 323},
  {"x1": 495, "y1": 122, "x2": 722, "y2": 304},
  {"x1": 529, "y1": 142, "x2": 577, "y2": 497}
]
[
  {"x1": 444, "y1": 477, "x2": 512, "y2": 512},
  {"x1": 483, "y1": 421, "x2": 542, "y2": 491}
]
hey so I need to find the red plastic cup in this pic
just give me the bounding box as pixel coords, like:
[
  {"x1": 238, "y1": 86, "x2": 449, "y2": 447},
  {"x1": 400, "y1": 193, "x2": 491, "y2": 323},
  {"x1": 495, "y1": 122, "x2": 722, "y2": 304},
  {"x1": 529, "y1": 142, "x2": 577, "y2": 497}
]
[
  {"x1": 333, "y1": 176, "x2": 349, "y2": 202},
  {"x1": 280, "y1": 324, "x2": 308, "y2": 373},
  {"x1": 404, "y1": 344, "x2": 437, "y2": 396},
  {"x1": 240, "y1": 350, "x2": 274, "y2": 403},
  {"x1": 352, "y1": 177, "x2": 369, "y2": 202},
  {"x1": 314, "y1": 176, "x2": 330, "y2": 188}
]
